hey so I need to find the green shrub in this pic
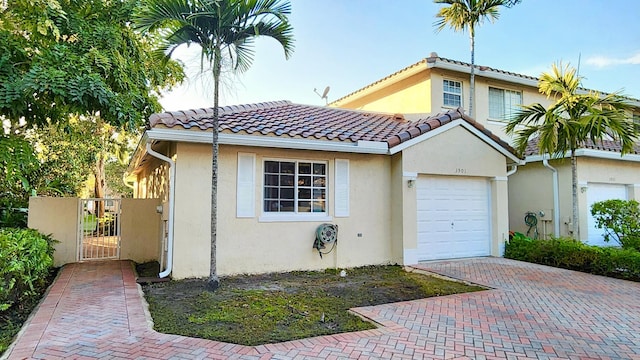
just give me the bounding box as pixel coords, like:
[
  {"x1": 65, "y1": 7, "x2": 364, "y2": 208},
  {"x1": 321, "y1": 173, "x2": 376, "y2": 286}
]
[
  {"x1": 505, "y1": 236, "x2": 640, "y2": 281},
  {"x1": 591, "y1": 199, "x2": 640, "y2": 251},
  {"x1": 0, "y1": 228, "x2": 56, "y2": 311}
]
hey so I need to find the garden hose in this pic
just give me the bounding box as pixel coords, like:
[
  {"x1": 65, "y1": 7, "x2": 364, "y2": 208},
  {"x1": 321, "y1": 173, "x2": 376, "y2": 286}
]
[{"x1": 524, "y1": 212, "x2": 539, "y2": 239}]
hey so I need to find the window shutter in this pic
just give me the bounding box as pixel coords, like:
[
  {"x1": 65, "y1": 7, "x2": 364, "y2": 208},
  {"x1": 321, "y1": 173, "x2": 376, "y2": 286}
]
[
  {"x1": 334, "y1": 159, "x2": 349, "y2": 217},
  {"x1": 236, "y1": 153, "x2": 255, "y2": 218}
]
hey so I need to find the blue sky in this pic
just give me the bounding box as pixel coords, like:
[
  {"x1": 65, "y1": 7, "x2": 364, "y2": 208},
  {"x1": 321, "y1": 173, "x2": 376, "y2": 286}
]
[{"x1": 159, "y1": 0, "x2": 640, "y2": 111}]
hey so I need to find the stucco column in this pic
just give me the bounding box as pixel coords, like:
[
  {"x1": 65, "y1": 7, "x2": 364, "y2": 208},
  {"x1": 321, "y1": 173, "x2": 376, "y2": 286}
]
[
  {"x1": 401, "y1": 172, "x2": 418, "y2": 265},
  {"x1": 491, "y1": 177, "x2": 509, "y2": 256},
  {"x1": 629, "y1": 184, "x2": 640, "y2": 202}
]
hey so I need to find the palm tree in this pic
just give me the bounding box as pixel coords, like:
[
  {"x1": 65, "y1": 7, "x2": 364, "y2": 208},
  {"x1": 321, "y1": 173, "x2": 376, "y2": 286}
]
[
  {"x1": 506, "y1": 63, "x2": 637, "y2": 239},
  {"x1": 133, "y1": 0, "x2": 294, "y2": 289},
  {"x1": 433, "y1": 0, "x2": 512, "y2": 118}
]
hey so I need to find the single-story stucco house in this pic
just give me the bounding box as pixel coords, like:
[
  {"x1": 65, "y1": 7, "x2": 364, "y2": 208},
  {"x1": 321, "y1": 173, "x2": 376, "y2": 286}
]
[
  {"x1": 508, "y1": 139, "x2": 640, "y2": 245},
  {"x1": 126, "y1": 101, "x2": 522, "y2": 279}
]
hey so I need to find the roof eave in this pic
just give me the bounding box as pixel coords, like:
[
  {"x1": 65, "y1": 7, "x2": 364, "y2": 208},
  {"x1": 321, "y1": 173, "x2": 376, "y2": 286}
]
[
  {"x1": 525, "y1": 149, "x2": 640, "y2": 163},
  {"x1": 144, "y1": 128, "x2": 390, "y2": 155}
]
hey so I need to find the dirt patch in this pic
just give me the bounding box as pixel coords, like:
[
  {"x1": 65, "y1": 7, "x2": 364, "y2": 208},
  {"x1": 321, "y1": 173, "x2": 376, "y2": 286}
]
[{"x1": 141, "y1": 265, "x2": 485, "y2": 346}]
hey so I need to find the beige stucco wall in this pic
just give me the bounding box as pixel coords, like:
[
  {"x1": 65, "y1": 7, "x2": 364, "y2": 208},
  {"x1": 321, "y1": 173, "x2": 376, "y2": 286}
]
[
  {"x1": 160, "y1": 143, "x2": 394, "y2": 279},
  {"x1": 28, "y1": 197, "x2": 78, "y2": 267},
  {"x1": 340, "y1": 73, "x2": 432, "y2": 114},
  {"x1": 508, "y1": 157, "x2": 640, "y2": 241},
  {"x1": 120, "y1": 198, "x2": 162, "y2": 263},
  {"x1": 399, "y1": 126, "x2": 510, "y2": 262}
]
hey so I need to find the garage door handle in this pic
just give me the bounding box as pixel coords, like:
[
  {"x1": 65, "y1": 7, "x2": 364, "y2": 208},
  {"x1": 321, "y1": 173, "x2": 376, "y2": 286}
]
[{"x1": 451, "y1": 222, "x2": 454, "y2": 228}]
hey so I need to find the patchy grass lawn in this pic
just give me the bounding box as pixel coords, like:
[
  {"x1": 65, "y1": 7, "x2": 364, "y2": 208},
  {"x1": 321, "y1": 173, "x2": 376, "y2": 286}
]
[{"x1": 141, "y1": 265, "x2": 485, "y2": 346}]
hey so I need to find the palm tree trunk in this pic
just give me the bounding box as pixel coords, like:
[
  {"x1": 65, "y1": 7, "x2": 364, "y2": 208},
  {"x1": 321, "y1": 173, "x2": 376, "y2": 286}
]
[
  {"x1": 571, "y1": 149, "x2": 579, "y2": 239},
  {"x1": 94, "y1": 155, "x2": 105, "y2": 218},
  {"x1": 468, "y1": 27, "x2": 475, "y2": 118},
  {"x1": 207, "y1": 45, "x2": 221, "y2": 290}
]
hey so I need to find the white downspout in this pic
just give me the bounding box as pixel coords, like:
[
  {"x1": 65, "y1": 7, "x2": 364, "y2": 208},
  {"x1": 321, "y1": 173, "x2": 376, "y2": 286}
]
[
  {"x1": 146, "y1": 143, "x2": 175, "y2": 278},
  {"x1": 542, "y1": 158, "x2": 560, "y2": 237},
  {"x1": 506, "y1": 165, "x2": 518, "y2": 177}
]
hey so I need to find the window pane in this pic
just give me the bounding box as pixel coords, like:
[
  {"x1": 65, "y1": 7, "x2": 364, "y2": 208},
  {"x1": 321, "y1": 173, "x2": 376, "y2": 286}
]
[
  {"x1": 281, "y1": 162, "x2": 295, "y2": 174},
  {"x1": 280, "y1": 201, "x2": 294, "y2": 212},
  {"x1": 280, "y1": 175, "x2": 294, "y2": 186},
  {"x1": 298, "y1": 176, "x2": 311, "y2": 186},
  {"x1": 444, "y1": 93, "x2": 461, "y2": 107},
  {"x1": 264, "y1": 200, "x2": 279, "y2": 212},
  {"x1": 489, "y1": 87, "x2": 504, "y2": 119},
  {"x1": 264, "y1": 187, "x2": 279, "y2": 199},
  {"x1": 265, "y1": 174, "x2": 279, "y2": 186},
  {"x1": 313, "y1": 189, "x2": 325, "y2": 199},
  {"x1": 313, "y1": 201, "x2": 325, "y2": 212},
  {"x1": 298, "y1": 162, "x2": 311, "y2": 174},
  {"x1": 281, "y1": 187, "x2": 294, "y2": 199},
  {"x1": 313, "y1": 176, "x2": 325, "y2": 187},
  {"x1": 298, "y1": 188, "x2": 311, "y2": 199},
  {"x1": 298, "y1": 201, "x2": 311, "y2": 212},
  {"x1": 264, "y1": 161, "x2": 279, "y2": 173},
  {"x1": 313, "y1": 163, "x2": 326, "y2": 175}
]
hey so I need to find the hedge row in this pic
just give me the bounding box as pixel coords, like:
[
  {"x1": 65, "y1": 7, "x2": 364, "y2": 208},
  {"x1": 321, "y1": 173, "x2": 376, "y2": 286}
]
[
  {"x1": 0, "y1": 228, "x2": 56, "y2": 311},
  {"x1": 505, "y1": 235, "x2": 640, "y2": 282}
]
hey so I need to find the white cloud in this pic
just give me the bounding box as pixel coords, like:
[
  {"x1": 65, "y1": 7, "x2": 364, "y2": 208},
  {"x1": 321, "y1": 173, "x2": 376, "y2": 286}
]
[{"x1": 585, "y1": 52, "x2": 640, "y2": 68}]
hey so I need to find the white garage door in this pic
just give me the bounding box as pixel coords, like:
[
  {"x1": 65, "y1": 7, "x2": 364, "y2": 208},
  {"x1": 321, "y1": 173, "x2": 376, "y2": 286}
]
[
  {"x1": 586, "y1": 183, "x2": 627, "y2": 246},
  {"x1": 417, "y1": 176, "x2": 491, "y2": 261}
]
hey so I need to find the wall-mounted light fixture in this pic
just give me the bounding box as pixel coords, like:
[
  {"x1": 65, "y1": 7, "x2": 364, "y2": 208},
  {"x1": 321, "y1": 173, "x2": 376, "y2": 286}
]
[
  {"x1": 408, "y1": 179, "x2": 415, "y2": 188},
  {"x1": 579, "y1": 183, "x2": 588, "y2": 193}
]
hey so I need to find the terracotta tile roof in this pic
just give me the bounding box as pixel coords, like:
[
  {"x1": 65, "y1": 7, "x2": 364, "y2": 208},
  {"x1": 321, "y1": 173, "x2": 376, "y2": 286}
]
[
  {"x1": 148, "y1": 101, "x2": 518, "y2": 156},
  {"x1": 524, "y1": 138, "x2": 640, "y2": 156}
]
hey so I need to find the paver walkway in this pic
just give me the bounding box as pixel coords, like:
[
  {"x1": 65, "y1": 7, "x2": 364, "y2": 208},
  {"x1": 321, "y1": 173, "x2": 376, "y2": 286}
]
[{"x1": 4, "y1": 258, "x2": 640, "y2": 360}]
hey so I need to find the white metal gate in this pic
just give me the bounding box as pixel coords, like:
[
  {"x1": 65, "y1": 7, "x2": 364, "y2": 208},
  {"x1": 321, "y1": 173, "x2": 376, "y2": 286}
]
[{"x1": 78, "y1": 198, "x2": 121, "y2": 261}]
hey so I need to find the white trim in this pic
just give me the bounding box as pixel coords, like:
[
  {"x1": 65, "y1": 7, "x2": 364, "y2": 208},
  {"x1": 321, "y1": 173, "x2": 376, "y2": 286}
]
[
  {"x1": 146, "y1": 129, "x2": 389, "y2": 154},
  {"x1": 258, "y1": 214, "x2": 333, "y2": 223},
  {"x1": 389, "y1": 119, "x2": 524, "y2": 164},
  {"x1": 526, "y1": 149, "x2": 640, "y2": 163},
  {"x1": 492, "y1": 176, "x2": 508, "y2": 181},
  {"x1": 403, "y1": 171, "x2": 418, "y2": 178},
  {"x1": 403, "y1": 248, "x2": 418, "y2": 265}
]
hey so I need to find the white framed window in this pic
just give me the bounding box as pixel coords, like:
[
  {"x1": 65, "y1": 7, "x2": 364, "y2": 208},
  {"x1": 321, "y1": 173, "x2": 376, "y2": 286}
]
[
  {"x1": 489, "y1": 87, "x2": 522, "y2": 121},
  {"x1": 443, "y1": 79, "x2": 462, "y2": 108},
  {"x1": 263, "y1": 160, "x2": 327, "y2": 215}
]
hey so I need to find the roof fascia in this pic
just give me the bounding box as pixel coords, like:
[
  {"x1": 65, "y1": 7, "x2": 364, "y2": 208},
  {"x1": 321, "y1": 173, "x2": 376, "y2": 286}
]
[
  {"x1": 145, "y1": 128, "x2": 389, "y2": 154},
  {"x1": 428, "y1": 59, "x2": 539, "y2": 88},
  {"x1": 525, "y1": 149, "x2": 640, "y2": 163},
  {"x1": 389, "y1": 119, "x2": 524, "y2": 164}
]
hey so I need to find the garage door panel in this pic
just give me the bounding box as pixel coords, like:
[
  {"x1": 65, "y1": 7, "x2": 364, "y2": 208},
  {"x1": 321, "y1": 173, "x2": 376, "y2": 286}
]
[
  {"x1": 586, "y1": 183, "x2": 627, "y2": 246},
  {"x1": 417, "y1": 175, "x2": 491, "y2": 261}
]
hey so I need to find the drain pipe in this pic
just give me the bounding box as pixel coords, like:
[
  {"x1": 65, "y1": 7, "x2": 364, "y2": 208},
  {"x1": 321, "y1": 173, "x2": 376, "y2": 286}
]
[
  {"x1": 506, "y1": 165, "x2": 518, "y2": 177},
  {"x1": 146, "y1": 143, "x2": 175, "y2": 278},
  {"x1": 542, "y1": 158, "x2": 560, "y2": 237}
]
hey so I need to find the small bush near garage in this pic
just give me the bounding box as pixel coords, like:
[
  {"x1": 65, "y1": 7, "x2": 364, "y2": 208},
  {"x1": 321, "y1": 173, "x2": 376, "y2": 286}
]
[
  {"x1": 591, "y1": 199, "x2": 640, "y2": 251},
  {"x1": 505, "y1": 234, "x2": 640, "y2": 281},
  {"x1": 0, "y1": 228, "x2": 57, "y2": 353}
]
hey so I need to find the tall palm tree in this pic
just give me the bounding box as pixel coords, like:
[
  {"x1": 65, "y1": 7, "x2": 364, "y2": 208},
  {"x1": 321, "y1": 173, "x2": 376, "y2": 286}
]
[
  {"x1": 133, "y1": 0, "x2": 294, "y2": 289},
  {"x1": 506, "y1": 63, "x2": 637, "y2": 239},
  {"x1": 433, "y1": 0, "x2": 511, "y2": 118}
]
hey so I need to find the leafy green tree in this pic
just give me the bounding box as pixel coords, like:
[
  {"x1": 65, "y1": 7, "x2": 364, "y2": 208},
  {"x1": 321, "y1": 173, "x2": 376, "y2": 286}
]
[
  {"x1": 0, "y1": 0, "x2": 184, "y2": 129},
  {"x1": 506, "y1": 63, "x2": 638, "y2": 239},
  {"x1": 434, "y1": 0, "x2": 516, "y2": 118},
  {"x1": 591, "y1": 199, "x2": 640, "y2": 251},
  {"x1": 134, "y1": 0, "x2": 294, "y2": 288}
]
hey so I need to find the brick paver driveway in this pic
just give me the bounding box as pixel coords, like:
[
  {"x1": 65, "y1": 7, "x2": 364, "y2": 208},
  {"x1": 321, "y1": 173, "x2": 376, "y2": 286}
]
[{"x1": 4, "y1": 258, "x2": 640, "y2": 360}]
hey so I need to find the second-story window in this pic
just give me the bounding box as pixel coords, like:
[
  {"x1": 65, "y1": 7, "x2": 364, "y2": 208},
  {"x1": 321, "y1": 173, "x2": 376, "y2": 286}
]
[
  {"x1": 489, "y1": 87, "x2": 522, "y2": 121},
  {"x1": 443, "y1": 80, "x2": 462, "y2": 108}
]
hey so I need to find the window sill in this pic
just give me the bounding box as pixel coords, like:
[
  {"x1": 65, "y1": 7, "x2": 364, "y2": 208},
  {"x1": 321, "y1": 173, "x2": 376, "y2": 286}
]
[
  {"x1": 258, "y1": 214, "x2": 333, "y2": 223},
  {"x1": 487, "y1": 118, "x2": 509, "y2": 125}
]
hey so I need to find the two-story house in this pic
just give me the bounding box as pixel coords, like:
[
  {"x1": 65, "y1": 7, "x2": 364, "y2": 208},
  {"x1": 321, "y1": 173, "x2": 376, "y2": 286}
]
[{"x1": 331, "y1": 52, "x2": 640, "y2": 245}]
